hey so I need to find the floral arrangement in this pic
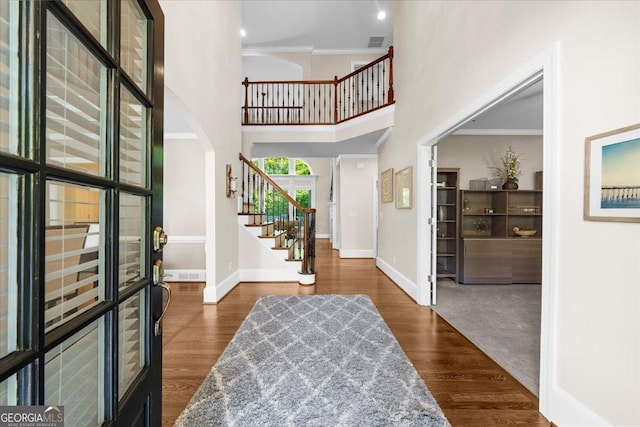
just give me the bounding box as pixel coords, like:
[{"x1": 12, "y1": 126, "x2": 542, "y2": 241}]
[{"x1": 492, "y1": 146, "x2": 523, "y2": 182}]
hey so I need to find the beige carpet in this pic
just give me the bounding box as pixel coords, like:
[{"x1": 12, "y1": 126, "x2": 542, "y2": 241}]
[{"x1": 431, "y1": 279, "x2": 541, "y2": 395}]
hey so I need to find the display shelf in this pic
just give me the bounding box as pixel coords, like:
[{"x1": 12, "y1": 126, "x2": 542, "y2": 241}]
[
  {"x1": 459, "y1": 189, "x2": 543, "y2": 284},
  {"x1": 436, "y1": 168, "x2": 460, "y2": 280}
]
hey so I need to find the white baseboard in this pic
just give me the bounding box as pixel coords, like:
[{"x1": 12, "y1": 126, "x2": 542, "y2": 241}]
[
  {"x1": 546, "y1": 385, "x2": 611, "y2": 427},
  {"x1": 317, "y1": 233, "x2": 330, "y2": 239},
  {"x1": 339, "y1": 249, "x2": 374, "y2": 258},
  {"x1": 164, "y1": 269, "x2": 206, "y2": 282},
  {"x1": 203, "y1": 270, "x2": 240, "y2": 304},
  {"x1": 376, "y1": 257, "x2": 418, "y2": 302},
  {"x1": 239, "y1": 268, "x2": 299, "y2": 282}
]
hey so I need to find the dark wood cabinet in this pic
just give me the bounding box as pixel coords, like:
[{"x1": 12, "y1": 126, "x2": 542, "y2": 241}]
[
  {"x1": 512, "y1": 239, "x2": 542, "y2": 283},
  {"x1": 461, "y1": 239, "x2": 512, "y2": 284},
  {"x1": 459, "y1": 190, "x2": 542, "y2": 284}
]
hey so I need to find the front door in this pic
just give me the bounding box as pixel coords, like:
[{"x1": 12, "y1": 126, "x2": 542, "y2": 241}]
[{"x1": 0, "y1": 1, "x2": 165, "y2": 425}]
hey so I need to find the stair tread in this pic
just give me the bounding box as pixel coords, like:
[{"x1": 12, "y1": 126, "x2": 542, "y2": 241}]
[{"x1": 245, "y1": 222, "x2": 274, "y2": 227}]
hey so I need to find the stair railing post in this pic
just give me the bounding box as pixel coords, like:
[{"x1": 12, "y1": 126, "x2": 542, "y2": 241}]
[
  {"x1": 301, "y1": 209, "x2": 316, "y2": 275},
  {"x1": 333, "y1": 76, "x2": 338, "y2": 124},
  {"x1": 387, "y1": 46, "x2": 394, "y2": 104},
  {"x1": 242, "y1": 77, "x2": 249, "y2": 124}
]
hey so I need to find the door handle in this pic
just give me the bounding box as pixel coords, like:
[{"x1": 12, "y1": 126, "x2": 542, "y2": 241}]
[{"x1": 154, "y1": 282, "x2": 171, "y2": 337}]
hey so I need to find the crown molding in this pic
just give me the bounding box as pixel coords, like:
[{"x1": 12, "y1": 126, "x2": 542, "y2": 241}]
[
  {"x1": 242, "y1": 46, "x2": 388, "y2": 56},
  {"x1": 452, "y1": 128, "x2": 543, "y2": 136}
]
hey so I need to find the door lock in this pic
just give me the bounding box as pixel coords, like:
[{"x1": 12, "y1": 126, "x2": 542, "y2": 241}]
[{"x1": 153, "y1": 226, "x2": 168, "y2": 252}]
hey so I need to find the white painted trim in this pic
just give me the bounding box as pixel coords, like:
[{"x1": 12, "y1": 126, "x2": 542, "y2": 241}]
[
  {"x1": 203, "y1": 270, "x2": 239, "y2": 304},
  {"x1": 242, "y1": 104, "x2": 395, "y2": 140},
  {"x1": 164, "y1": 132, "x2": 198, "y2": 140},
  {"x1": 339, "y1": 249, "x2": 375, "y2": 258},
  {"x1": 166, "y1": 235, "x2": 206, "y2": 244},
  {"x1": 337, "y1": 154, "x2": 378, "y2": 160},
  {"x1": 452, "y1": 128, "x2": 543, "y2": 136},
  {"x1": 242, "y1": 46, "x2": 314, "y2": 54},
  {"x1": 415, "y1": 43, "x2": 562, "y2": 423},
  {"x1": 242, "y1": 125, "x2": 334, "y2": 134},
  {"x1": 164, "y1": 269, "x2": 206, "y2": 282},
  {"x1": 335, "y1": 104, "x2": 395, "y2": 132},
  {"x1": 376, "y1": 257, "x2": 417, "y2": 302},
  {"x1": 239, "y1": 268, "x2": 300, "y2": 282},
  {"x1": 313, "y1": 48, "x2": 388, "y2": 55},
  {"x1": 298, "y1": 273, "x2": 316, "y2": 285},
  {"x1": 547, "y1": 385, "x2": 611, "y2": 426},
  {"x1": 317, "y1": 233, "x2": 330, "y2": 239},
  {"x1": 375, "y1": 127, "x2": 393, "y2": 147},
  {"x1": 242, "y1": 47, "x2": 388, "y2": 55},
  {"x1": 204, "y1": 152, "x2": 217, "y2": 301}
]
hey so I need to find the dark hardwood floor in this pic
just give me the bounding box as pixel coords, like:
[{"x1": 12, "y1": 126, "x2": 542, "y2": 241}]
[{"x1": 162, "y1": 239, "x2": 550, "y2": 426}]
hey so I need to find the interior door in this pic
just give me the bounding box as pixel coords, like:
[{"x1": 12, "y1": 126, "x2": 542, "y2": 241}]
[
  {"x1": 429, "y1": 143, "x2": 438, "y2": 304},
  {"x1": 0, "y1": 1, "x2": 165, "y2": 425}
]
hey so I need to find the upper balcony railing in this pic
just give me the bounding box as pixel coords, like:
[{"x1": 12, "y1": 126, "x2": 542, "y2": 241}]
[{"x1": 242, "y1": 47, "x2": 394, "y2": 125}]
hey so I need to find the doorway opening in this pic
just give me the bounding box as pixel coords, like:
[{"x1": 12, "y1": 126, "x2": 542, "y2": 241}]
[{"x1": 416, "y1": 44, "x2": 560, "y2": 417}]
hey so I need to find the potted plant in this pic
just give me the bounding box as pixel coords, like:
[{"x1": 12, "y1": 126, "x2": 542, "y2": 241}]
[{"x1": 492, "y1": 146, "x2": 523, "y2": 190}]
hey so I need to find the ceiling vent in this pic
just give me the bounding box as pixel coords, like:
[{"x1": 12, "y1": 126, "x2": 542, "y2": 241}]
[{"x1": 368, "y1": 36, "x2": 384, "y2": 48}]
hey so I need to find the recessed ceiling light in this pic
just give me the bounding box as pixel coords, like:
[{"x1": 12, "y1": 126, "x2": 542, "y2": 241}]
[
  {"x1": 377, "y1": 10, "x2": 386, "y2": 20},
  {"x1": 240, "y1": 28, "x2": 247, "y2": 38}
]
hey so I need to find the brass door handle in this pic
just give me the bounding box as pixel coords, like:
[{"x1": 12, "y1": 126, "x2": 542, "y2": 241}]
[{"x1": 154, "y1": 282, "x2": 171, "y2": 337}]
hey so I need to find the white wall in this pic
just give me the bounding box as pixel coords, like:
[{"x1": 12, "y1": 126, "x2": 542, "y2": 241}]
[
  {"x1": 163, "y1": 138, "x2": 206, "y2": 271},
  {"x1": 438, "y1": 135, "x2": 543, "y2": 190},
  {"x1": 303, "y1": 158, "x2": 331, "y2": 236},
  {"x1": 338, "y1": 156, "x2": 377, "y2": 257},
  {"x1": 161, "y1": 1, "x2": 242, "y2": 298},
  {"x1": 383, "y1": 1, "x2": 640, "y2": 424}
]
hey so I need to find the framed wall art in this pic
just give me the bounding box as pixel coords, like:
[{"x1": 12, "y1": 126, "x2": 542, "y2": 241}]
[
  {"x1": 395, "y1": 166, "x2": 413, "y2": 209},
  {"x1": 584, "y1": 123, "x2": 640, "y2": 222},
  {"x1": 381, "y1": 168, "x2": 393, "y2": 203}
]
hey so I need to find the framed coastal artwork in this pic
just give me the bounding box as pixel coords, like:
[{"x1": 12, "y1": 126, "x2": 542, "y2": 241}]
[
  {"x1": 584, "y1": 123, "x2": 640, "y2": 222},
  {"x1": 395, "y1": 166, "x2": 413, "y2": 209},
  {"x1": 381, "y1": 168, "x2": 393, "y2": 203}
]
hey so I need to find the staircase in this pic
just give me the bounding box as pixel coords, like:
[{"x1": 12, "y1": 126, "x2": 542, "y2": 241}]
[{"x1": 237, "y1": 154, "x2": 316, "y2": 285}]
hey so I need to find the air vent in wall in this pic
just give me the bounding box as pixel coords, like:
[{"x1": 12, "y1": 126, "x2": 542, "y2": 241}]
[{"x1": 368, "y1": 36, "x2": 384, "y2": 48}]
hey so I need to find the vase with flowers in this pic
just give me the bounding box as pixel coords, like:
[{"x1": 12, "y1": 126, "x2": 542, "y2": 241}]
[{"x1": 492, "y1": 146, "x2": 523, "y2": 190}]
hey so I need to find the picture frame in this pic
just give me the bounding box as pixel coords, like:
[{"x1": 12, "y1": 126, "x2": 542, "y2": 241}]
[
  {"x1": 584, "y1": 123, "x2": 640, "y2": 222},
  {"x1": 381, "y1": 168, "x2": 393, "y2": 203},
  {"x1": 395, "y1": 166, "x2": 413, "y2": 209}
]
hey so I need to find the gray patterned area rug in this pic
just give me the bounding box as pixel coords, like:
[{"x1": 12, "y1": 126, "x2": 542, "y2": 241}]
[{"x1": 175, "y1": 295, "x2": 449, "y2": 427}]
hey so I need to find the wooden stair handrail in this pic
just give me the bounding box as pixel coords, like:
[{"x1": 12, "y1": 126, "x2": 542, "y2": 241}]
[
  {"x1": 242, "y1": 46, "x2": 394, "y2": 125},
  {"x1": 337, "y1": 46, "x2": 393, "y2": 84},
  {"x1": 239, "y1": 153, "x2": 316, "y2": 215}
]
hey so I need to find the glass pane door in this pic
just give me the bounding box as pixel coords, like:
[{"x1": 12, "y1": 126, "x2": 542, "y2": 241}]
[{"x1": 0, "y1": 1, "x2": 164, "y2": 425}]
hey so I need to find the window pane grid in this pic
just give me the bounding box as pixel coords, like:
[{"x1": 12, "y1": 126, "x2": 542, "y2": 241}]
[
  {"x1": 46, "y1": 12, "x2": 107, "y2": 176},
  {"x1": 0, "y1": 1, "x2": 20, "y2": 156},
  {"x1": 0, "y1": 172, "x2": 17, "y2": 358},
  {"x1": 119, "y1": 194, "x2": 145, "y2": 289},
  {"x1": 61, "y1": 0, "x2": 106, "y2": 47},
  {"x1": 45, "y1": 181, "x2": 104, "y2": 332},
  {"x1": 118, "y1": 289, "x2": 145, "y2": 398},
  {"x1": 45, "y1": 320, "x2": 104, "y2": 426},
  {"x1": 119, "y1": 88, "x2": 147, "y2": 187},
  {"x1": 0, "y1": 374, "x2": 17, "y2": 405},
  {"x1": 121, "y1": 0, "x2": 147, "y2": 93}
]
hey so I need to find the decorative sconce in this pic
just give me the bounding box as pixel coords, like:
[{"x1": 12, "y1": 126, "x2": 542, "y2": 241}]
[{"x1": 226, "y1": 164, "x2": 238, "y2": 198}]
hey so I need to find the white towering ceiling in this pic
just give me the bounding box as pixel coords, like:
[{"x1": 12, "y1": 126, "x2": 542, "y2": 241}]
[{"x1": 241, "y1": 0, "x2": 394, "y2": 52}]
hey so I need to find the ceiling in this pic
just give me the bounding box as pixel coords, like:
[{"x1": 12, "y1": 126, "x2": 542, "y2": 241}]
[{"x1": 241, "y1": 1, "x2": 394, "y2": 52}]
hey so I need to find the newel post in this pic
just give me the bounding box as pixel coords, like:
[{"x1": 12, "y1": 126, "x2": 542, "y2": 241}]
[
  {"x1": 387, "y1": 46, "x2": 394, "y2": 104},
  {"x1": 242, "y1": 77, "x2": 249, "y2": 124},
  {"x1": 333, "y1": 75, "x2": 338, "y2": 124}
]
